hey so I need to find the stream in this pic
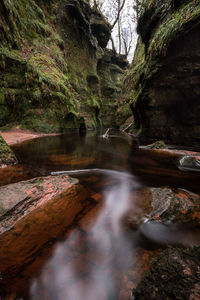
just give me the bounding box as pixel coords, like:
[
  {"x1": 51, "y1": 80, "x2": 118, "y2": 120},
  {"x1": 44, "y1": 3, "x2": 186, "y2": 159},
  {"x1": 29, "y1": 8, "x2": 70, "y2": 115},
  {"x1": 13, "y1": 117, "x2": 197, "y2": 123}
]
[{"x1": 1, "y1": 130, "x2": 200, "y2": 299}]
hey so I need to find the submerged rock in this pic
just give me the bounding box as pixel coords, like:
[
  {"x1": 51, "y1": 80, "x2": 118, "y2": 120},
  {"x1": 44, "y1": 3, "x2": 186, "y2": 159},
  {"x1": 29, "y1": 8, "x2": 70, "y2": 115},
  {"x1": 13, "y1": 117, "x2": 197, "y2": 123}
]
[
  {"x1": 179, "y1": 155, "x2": 200, "y2": 172},
  {"x1": 133, "y1": 247, "x2": 200, "y2": 299},
  {"x1": 0, "y1": 133, "x2": 17, "y2": 168}
]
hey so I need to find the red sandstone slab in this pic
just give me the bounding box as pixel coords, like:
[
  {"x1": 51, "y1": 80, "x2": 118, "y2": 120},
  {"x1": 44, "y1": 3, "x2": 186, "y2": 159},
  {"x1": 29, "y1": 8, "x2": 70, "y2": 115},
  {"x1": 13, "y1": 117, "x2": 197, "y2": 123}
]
[{"x1": 0, "y1": 175, "x2": 89, "y2": 282}]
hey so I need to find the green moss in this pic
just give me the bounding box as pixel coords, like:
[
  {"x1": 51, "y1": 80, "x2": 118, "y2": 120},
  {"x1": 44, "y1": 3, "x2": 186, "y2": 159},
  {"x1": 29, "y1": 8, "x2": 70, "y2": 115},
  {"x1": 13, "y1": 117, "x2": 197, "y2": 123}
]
[
  {"x1": 0, "y1": 133, "x2": 17, "y2": 165},
  {"x1": 134, "y1": 246, "x2": 200, "y2": 299},
  {"x1": 0, "y1": 89, "x2": 5, "y2": 104},
  {"x1": 145, "y1": 140, "x2": 168, "y2": 149},
  {"x1": 148, "y1": 0, "x2": 200, "y2": 57},
  {"x1": 125, "y1": 0, "x2": 200, "y2": 111},
  {"x1": 0, "y1": 106, "x2": 10, "y2": 125},
  {"x1": 21, "y1": 109, "x2": 60, "y2": 133}
]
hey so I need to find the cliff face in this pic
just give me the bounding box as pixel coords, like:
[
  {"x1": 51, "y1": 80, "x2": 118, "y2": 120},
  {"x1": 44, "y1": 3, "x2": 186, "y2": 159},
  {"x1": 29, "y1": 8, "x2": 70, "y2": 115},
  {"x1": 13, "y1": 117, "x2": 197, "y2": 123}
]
[
  {"x1": 123, "y1": 0, "x2": 200, "y2": 145},
  {"x1": 0, "y1": 0, "x2": 127, "y2": 132}
]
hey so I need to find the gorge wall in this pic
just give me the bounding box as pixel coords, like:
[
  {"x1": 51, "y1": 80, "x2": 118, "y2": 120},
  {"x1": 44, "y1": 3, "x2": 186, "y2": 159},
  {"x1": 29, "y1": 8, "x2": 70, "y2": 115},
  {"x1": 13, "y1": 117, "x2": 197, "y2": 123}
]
[
  {"x1": 0, "y1": 0, "x2": 128, "y2": 132},
  {"x1": 123, "y1": 0, "x2": 200, "y2": 146}
]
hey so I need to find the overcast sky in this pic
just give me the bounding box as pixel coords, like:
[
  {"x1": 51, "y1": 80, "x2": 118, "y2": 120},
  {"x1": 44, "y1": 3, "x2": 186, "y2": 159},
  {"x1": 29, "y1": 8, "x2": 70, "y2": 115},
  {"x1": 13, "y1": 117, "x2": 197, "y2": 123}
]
[{"x1": 93, "y1": 0, "x2": 138, "y2": 61}]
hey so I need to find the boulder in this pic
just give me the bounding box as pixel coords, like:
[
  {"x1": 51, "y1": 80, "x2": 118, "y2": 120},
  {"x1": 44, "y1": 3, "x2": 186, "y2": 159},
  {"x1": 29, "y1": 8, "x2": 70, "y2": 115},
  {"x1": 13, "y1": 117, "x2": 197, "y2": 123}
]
[
  {"x1": 0, "y1": 175, "x2": 88, "y2": 282},
  {"x1": 133, "y1": 247, "x2": 200, "y2": 299},
  {"x1": 125, "y1": 187, "x2": 200, "y2": 231}
]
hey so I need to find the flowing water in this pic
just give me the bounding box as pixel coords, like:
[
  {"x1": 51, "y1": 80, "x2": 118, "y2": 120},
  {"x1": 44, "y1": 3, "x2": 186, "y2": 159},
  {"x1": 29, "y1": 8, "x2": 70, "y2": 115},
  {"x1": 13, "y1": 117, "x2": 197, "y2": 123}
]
[{"x1": 1, "y1": 130, "x2": 200, "y2": 299}]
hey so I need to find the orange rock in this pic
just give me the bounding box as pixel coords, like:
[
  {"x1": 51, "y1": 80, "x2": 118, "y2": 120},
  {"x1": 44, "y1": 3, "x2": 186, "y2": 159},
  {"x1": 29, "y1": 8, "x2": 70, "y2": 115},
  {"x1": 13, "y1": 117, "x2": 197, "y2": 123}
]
[{"x1": 0, "y1": 175, "x2": 89, "y2": 293}]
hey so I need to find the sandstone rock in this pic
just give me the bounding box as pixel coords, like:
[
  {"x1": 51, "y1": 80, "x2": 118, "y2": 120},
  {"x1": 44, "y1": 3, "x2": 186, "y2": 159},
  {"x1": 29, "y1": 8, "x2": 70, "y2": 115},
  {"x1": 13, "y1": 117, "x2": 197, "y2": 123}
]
[
  {"x1": 0, "y1": 175, "x2": 80, "y2": 233},
  {"x1": 0, "y1": 174, "x2": 88, "y2": 283},
  {"x1": 149, "y1": 187, "x2": 200, "y2": 224},
  {"x1": 125, "y1": 187, "x2": 200, "y2": 230}
]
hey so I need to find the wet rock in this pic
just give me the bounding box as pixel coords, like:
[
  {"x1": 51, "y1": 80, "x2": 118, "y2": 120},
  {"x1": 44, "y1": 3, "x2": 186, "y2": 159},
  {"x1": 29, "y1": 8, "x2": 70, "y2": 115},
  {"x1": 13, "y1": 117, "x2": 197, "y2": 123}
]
[
  {"x1": 0, "y1": 175, "x2": 79, "y2": 233},
  {"x1": 149, "y1": 187, "x2": 200, "y2": 224},
  {"x1": 0, "y1": 133, "x2": 17, "y2": 168},
  {"x1": 0, "y1": 175, "x2": 89, "y2": 284},
  {"x1": 125, "y1": 187, "x2": 200, "y2": 230},
  {"x1": 121, "y1": 188, "x2": 153, "y2": 230},
  {"x1": 133, "y1": 247, "x2": 200, "y2": 299},
  {"x1": 179, "y1": 155, "x2": 200, "y2": 172}
]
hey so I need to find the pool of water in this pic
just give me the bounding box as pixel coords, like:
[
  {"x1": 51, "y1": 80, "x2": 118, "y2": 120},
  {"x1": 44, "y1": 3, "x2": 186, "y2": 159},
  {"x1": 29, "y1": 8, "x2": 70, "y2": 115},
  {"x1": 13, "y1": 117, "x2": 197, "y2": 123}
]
[{"x1": 1, "y1": 130, "x2": 200, "y2": 299}]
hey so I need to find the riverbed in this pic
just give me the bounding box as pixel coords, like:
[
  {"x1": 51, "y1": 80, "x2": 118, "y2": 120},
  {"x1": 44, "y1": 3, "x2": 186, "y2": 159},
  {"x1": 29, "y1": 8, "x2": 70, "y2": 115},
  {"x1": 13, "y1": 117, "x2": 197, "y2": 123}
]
[{"x1": 0, "y1": 130, "x2": 200, "y2": 299}]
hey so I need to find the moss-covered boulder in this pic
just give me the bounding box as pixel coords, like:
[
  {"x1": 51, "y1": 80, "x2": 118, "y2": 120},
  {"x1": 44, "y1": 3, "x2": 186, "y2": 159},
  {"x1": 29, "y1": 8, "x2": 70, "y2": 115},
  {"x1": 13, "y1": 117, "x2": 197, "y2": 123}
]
[
  {"x1": 133, "y1": 247, "x2": 200, "y2": 299},
  {"x1": 123, "y1": 0, "x2": 200, "y2": 146},
  {"x1": 0, "y1": 134, "x2": 17, "y2": 167}
]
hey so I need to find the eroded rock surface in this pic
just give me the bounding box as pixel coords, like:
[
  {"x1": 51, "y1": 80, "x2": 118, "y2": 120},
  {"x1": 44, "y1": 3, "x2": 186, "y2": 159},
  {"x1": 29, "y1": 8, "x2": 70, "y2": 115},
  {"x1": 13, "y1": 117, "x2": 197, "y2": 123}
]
[
  {"x1": 0, "y1": 174, "x2": 89, "y2": 286},
  {"x1": 0, "y1": 175, "x2": 80, "y2": 233}
]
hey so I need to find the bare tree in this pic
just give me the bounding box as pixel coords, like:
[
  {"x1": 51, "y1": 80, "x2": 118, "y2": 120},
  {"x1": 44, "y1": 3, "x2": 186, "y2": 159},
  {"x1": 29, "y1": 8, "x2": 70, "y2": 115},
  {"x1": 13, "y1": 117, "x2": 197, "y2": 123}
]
[{"x1": 90, "y1": 0, "x2": 137, "y2": 60}]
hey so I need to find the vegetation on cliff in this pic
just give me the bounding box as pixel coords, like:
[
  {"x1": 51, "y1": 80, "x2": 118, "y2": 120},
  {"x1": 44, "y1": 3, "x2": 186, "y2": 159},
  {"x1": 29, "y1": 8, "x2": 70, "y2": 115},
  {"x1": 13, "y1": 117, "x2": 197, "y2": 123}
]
[
  {"x1": 0, "y1": 133, "x2": 17, "y2": 166},
  {"x1": 0, "y1": 0, "x2": 79, "y2": 132},
  {"x1": 0, "y1": 0, "x2": 128, "y2": 132},
  {"x1": 122, "y1": 0, "x2": 200, "y2": 143}
]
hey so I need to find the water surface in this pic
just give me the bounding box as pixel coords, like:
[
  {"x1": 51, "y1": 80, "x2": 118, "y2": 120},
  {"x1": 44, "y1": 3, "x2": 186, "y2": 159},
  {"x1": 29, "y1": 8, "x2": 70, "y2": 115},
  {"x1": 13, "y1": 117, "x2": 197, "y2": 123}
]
[{"x1": 1, "y1": 131, "x2": 200, "y2": 299}]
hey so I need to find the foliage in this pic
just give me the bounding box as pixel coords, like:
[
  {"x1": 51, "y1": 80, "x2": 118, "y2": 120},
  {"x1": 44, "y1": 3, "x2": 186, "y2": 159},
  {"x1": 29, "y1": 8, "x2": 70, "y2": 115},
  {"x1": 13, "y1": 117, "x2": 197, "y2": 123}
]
[{"x1": 124, "y1": 0, "x2": 200, "y2": 107}]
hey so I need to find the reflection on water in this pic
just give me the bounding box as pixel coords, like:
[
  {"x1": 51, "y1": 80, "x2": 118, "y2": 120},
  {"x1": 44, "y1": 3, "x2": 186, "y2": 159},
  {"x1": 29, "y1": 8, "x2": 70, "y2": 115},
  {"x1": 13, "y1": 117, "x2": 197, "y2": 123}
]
[{"x1": 1, "y1": 130, "x2": 200, "y2": 299}]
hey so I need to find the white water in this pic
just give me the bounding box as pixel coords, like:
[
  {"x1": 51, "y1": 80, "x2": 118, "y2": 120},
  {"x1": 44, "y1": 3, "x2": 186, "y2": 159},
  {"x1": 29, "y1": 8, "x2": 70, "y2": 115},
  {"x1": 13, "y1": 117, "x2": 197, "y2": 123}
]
[{"x1": 30, "y1": 169, "x2": 139, "y2": 300}]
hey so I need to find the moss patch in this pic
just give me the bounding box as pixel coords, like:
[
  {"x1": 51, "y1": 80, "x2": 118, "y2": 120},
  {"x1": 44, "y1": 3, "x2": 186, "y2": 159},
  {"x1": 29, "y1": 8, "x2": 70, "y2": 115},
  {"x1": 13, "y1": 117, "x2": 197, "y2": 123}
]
[
  {"x1": 133, "y1": 246, "x2": 200, "y2": 299},
  {"x1": 0, "y1": 133, "x2": 17, "y2": 166}
]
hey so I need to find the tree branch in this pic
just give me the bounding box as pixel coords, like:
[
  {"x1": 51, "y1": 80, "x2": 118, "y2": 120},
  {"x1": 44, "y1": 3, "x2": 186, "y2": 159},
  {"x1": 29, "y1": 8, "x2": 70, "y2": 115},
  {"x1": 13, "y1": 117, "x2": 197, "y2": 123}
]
[{"x1": 110, "y1": 0, "x2": 126, "y2": 29}]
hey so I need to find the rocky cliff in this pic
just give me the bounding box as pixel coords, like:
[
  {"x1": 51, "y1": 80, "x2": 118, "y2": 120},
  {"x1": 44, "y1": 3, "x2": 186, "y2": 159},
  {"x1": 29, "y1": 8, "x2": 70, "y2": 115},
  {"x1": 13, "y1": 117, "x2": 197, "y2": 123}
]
[
  {"x1": 123, "y1": 0, "x2": 200, "y2": 146},
  {"x1": 0, "y1": 0, "x2": 128, "y2": 132}
]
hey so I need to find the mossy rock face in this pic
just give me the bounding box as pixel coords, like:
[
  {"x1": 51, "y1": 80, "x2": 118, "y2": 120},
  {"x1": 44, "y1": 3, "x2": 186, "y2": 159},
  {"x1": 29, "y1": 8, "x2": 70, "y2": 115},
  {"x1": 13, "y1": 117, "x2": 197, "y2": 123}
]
[
  {"x1": 0, "y1": 0, "x2": 127, "y2": 131},
  {"x1": 145, "y1": 140, "x2": 167, "y2": 149},
  {"x1": 123, "y1": 0, "x2": 200, "y2": 146},
  {"x1": 0, "y1": 134, "x2": 17, "y2": 166},
  {"x1": 133, "y1": 246, "x2": 200, "y2": 299}
]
